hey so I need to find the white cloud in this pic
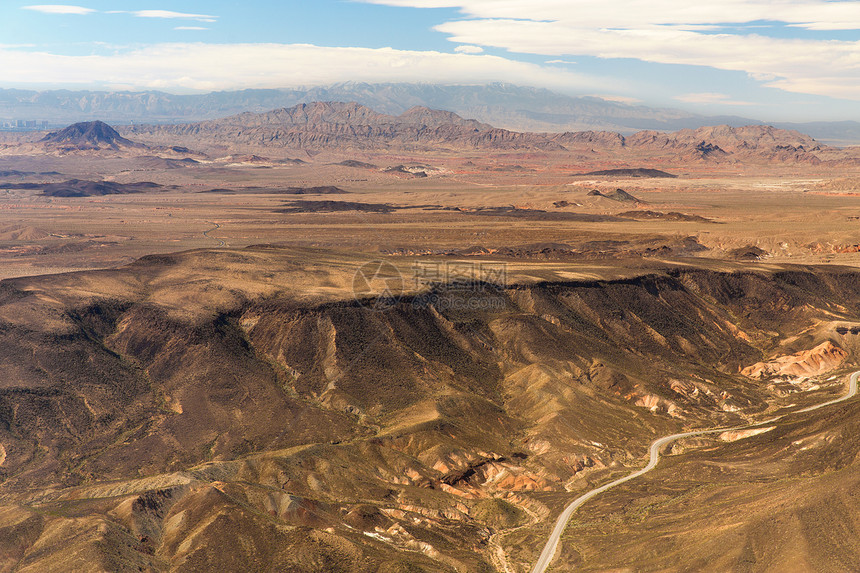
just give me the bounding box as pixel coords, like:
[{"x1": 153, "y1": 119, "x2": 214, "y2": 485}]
[
  {"x1": 0, "y1": 43, "x2": 610, "y2": 92},
  {"x1": 107, "y1": 10, "x2": 217, "y2": 22},
  {"x1": 434, "y1": 19, "x2": 860, "y2": 99},
  {"x1": 675, "y1": 92, "x2": 753, "y2": 106},
  {"x1": 546, "y1": 59, "x2": 576, "y2": 65},
  {"x1": 23, "y1": 6, "x2": 217, "y2": 22},
  {"x1": 21, "y1": 4, "x2": 95, "y2": 15},
  {"x1": 360, "y1": 0, "x2": 860, "y2": 31},
  {"x1": 589, "y1": 94, "x2": 641, "y2": 105},
  {"x1": 133, "y1": 10, "x2": 216, "y2": 21},
  {"x1": 358, "y1": 0, "x2": 860, "y2": 100},
  {"x1": 454, "y1": 45, "x2": 483, "y2": 54}
]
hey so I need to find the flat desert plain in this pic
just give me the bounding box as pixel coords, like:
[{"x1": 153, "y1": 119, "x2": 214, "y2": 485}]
[{"x1": 3, "y1": 148, "x2": 860, "y2": 280}]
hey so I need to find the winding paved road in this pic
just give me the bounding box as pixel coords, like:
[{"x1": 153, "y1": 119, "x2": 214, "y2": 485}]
[
  {"x1": 202, "y1": 221, "x2": 225, "y2": 246},
  {"x1": 529, "y1": 370, "x2": 860, "y2": 573}
]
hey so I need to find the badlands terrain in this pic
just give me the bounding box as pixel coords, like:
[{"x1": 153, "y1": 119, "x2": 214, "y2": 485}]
[{"x1": 1, "y1": 104, "x2": 860, "y2": 571}]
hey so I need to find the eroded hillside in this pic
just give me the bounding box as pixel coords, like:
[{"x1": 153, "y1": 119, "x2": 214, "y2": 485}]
[{"x1": 1, "y1": 248, "x2": 859, "y2": 572}]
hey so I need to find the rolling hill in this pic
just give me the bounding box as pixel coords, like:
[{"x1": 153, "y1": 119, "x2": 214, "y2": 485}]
[{"x1": 2, "y1": 246, "x2": 860, "y2": 571}]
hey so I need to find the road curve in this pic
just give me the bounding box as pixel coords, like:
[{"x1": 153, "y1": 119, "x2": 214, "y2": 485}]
[
  {"x1": 202, "y1": 221, "x2": 225, "y2": 246},
  {"x1": 529, "y1": 370, "x2": 860, "y2": 573}
]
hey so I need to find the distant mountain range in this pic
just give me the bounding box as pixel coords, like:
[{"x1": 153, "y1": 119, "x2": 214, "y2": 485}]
[
  {"x1": 118, "y1": 102, "x2": 846, "y2": 166},
  {"x1": 124, "y1": 102, "x2": 565, "y2": 152},
  {"x1": 4, "y1": 82, "x2": 860, "y2": 146}
]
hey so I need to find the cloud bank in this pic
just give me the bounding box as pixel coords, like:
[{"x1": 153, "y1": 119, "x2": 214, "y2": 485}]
[
  {"x1": 0, "y1": 43, "x2": 608, "y2": 92},
  {"x1": 360, "y1": 0, "x2": 860, "y2": 99},
  {"x1": 674, "y1": 92, "x2": 754, "y2": 106},
  {"x1": 360, "y1": 0, "x2": 860, "y2": 31}
]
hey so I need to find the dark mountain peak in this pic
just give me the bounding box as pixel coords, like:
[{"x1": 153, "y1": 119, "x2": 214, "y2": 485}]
[
  {"x1": 605, "y1": 188, "x2": 643, "y2": 202},
  {"x1": 588, "y1": 188, "x2": 644, "y2": 203},
  {"x1": 40, "y1": 120, "x2": 139, "y2": 150}
]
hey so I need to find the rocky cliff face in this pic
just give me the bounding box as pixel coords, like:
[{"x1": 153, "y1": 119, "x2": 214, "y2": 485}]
[{"x1": 1, "y1": 248, "x2": 859, "y2": 571}]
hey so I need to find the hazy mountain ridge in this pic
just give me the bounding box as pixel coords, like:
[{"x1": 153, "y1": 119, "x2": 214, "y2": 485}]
[
  {"x1": 121, "y1": 101, "x2": 835, "y2": 164},
  {"x1": 124, "y1": 101, "x2": 564, "y2": 152},
  {"x1": 4, "y1": 83, "x2": 860, "y2": 144}
]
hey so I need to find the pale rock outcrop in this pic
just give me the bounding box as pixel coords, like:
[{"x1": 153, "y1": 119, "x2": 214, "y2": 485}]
[{"x1": 742, "y1": 341, "x2": 847, "y2": 379}]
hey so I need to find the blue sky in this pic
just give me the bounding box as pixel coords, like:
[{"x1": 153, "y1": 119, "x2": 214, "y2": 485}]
[{"x1": 3, "y1": 1, "x2": 860, "y2": 121}]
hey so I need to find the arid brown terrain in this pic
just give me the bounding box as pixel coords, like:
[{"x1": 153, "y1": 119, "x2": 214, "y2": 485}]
[{"x1": 2, "y1": 108, "x2": 860, "y2": 572}]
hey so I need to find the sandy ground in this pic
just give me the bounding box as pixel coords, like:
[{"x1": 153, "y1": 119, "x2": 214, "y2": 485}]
[{"x1": 1, "y1": 151, "x2": 860, "y2": 280}]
